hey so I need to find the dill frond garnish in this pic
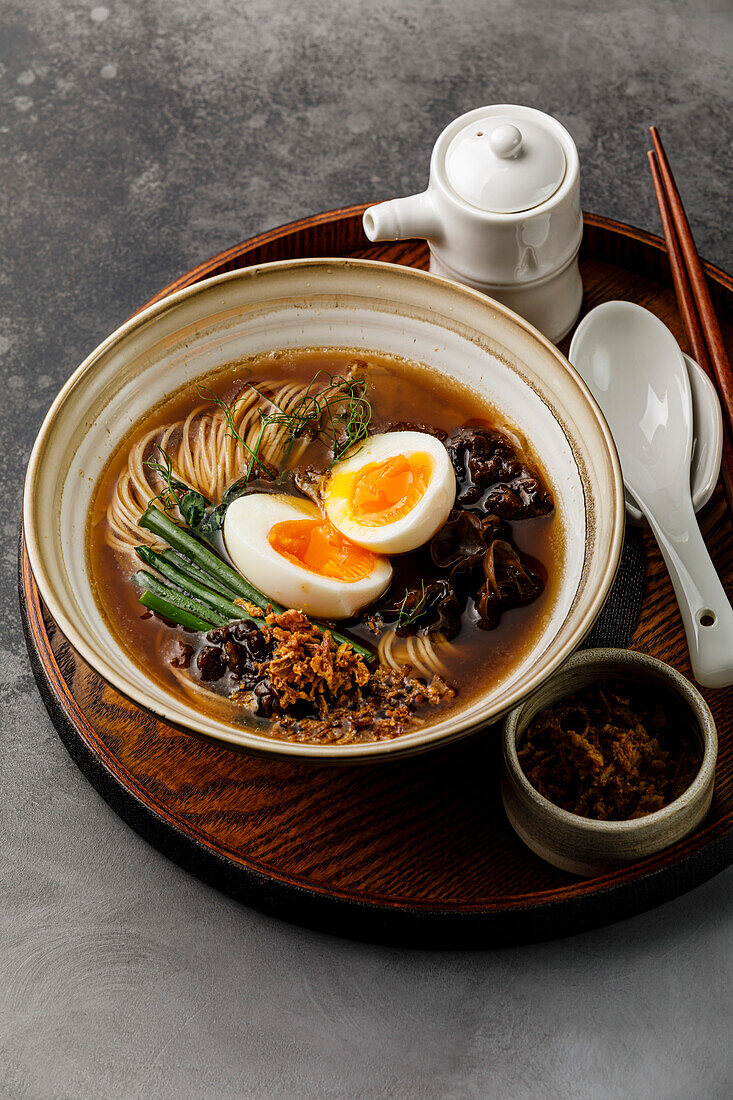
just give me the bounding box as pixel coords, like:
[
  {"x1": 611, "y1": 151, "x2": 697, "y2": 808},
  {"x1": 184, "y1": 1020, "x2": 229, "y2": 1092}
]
[
  {"x1": 145, "y1": 446, "x2": 211, "y2": 528},
  {"x1": 195, "y1": 383, "x2": 275, "y2": 483},
  {"x1": 199, "y1": 371, "x2": 371, "y2": 474},
  {"x1": 396, "y1": 580, "x2": 427, "y2": 630},
  {"x1": 144, "y1": 371, "x2": 374, "y2": 538}
]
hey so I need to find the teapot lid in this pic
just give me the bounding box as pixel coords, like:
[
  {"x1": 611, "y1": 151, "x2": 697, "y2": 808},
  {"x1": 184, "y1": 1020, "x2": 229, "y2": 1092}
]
[{"x1": 444, "y1": 111, "x2": 566, "y2": 214}]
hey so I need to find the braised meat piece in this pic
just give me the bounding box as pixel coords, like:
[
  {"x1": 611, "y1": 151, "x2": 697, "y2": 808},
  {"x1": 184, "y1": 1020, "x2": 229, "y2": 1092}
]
[
  {"x1": 169, "y1": 640, "x2": 194, "y2": 669},
  {"x1": 252, "y1": 679, "x2": 278, "y2": 718},
  {"x1": 196, "y1": 645, "x2": 226, "y2": 681},
  {"x1": 228, "y1": 618, "x2": 271, "y2": 658},
  {"x1": 371, "y1": 578, "x2": 465, "y2": 640},
  {"x1": 475, "y1": 539, "x2": 546, "y2": 630},
  {"x1": 179, "y1": 619, "x2": 274, "y2": 687},
  {"x1": 428, "y1": 508, "x2": 546, "y2": 631},
  {"x1": 430, "y1": 511, "x2": 508, "y2": 577},
  {"x1": 383, "y1": 420, "x2": 447, "y2": 441},
  {"x1": 292, "y1": 464, "x2": 324, "y2": 508},
  {"x1": 446, "y1": 426, "x2": 553, "y2": 518}
]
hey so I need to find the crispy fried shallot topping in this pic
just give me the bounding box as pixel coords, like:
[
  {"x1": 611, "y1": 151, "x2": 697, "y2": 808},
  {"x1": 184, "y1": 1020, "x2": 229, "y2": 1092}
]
[
  {"x1": 271, "y1": 666, "x2": 456, "y2": 744},
  {"x1": 264, "y1": 609, "x2": 370, "y2": 717},
  {"x1": 519, "y1": 680, "x2": 701, "y2": 820}
]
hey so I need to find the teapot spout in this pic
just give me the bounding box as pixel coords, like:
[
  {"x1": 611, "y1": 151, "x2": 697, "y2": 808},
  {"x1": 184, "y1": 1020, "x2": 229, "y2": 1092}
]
[{"x1": 363, "y1": 191, "x2": 442, "y2": 244}]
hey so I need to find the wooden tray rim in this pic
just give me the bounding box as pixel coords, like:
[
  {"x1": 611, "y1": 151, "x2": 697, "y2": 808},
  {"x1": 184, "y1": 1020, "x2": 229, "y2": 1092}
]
[
  {"x1": 138, "y1": 206, "x2": 733, "y2": 308},
  {"x1": 20, "y1": 208, "x2": 733, "y2": 946}
]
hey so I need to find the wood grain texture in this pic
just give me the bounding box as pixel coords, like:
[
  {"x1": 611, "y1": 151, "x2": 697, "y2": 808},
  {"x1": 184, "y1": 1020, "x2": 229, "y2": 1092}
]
[{"x1": 20, "y1": 209, "x2": 733, "y2": 947}]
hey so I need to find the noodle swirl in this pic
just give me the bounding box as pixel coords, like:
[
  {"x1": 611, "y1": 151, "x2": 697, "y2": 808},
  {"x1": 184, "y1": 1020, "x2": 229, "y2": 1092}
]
[{"x1": 105, "y1": 379, "x2": 314, "y2": 554}]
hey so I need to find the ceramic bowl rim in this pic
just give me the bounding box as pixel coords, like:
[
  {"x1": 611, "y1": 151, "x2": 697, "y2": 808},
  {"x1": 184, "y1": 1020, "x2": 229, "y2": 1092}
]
[
  {"x1": 23, "y1": 257, "x2": 625, "y2": 761},
  {"x1": 502, "y1": 647, "x2": 718, "y2": 833}
]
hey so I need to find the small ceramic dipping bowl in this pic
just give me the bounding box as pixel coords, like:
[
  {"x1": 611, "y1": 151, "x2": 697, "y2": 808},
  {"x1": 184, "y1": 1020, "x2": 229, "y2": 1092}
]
[{"x1": 501, "y1": 648, "x2": 717, "y2": 877}]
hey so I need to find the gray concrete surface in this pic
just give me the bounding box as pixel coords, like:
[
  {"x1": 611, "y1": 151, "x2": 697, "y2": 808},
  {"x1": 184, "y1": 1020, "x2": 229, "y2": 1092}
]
[{"x1": 2, "y1": 1, "x2": 732, "y2": 1096}]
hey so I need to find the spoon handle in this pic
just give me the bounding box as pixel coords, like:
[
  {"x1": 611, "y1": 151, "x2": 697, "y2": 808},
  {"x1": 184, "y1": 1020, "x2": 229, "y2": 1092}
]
[{"x1": 643, "y1": 503, "x2": 733, "y2": 688}]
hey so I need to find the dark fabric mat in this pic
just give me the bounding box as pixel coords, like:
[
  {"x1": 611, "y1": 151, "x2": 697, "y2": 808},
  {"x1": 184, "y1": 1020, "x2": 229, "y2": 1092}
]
[{"x1": 581, "y1": 527, "x2": 646, "y2": 650}]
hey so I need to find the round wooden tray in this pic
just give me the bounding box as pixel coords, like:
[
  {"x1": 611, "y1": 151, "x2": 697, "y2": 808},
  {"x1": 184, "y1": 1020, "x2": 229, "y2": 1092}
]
[{"x1": 20, "y1": 208, "x2": 733, "y2": 947}]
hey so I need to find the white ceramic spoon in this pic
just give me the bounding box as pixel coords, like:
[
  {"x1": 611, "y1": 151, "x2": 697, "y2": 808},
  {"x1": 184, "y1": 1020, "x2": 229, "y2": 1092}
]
[
  {"x1": 625, "y1": 352, "x2": 723, "y2": 525},
  {"x1": 570, "y1": 300, "x2": 733, "y2": 688}
]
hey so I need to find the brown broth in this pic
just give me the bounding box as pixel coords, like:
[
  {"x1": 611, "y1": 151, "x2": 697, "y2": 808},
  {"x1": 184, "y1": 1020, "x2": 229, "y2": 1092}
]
[{"x1": 88, "y1": 348, "x2": 565, "y2": 737}]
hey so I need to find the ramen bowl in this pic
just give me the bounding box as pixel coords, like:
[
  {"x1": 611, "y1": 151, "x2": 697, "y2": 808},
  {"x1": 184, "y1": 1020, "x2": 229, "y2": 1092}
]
[{"x1": 24, "y1": 259, "x2": 624, "y2": 762}]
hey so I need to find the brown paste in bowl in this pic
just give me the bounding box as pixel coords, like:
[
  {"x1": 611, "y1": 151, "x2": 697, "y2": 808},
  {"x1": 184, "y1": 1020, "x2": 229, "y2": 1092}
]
[{"x1": 518, "y1": 679, "x2": 701, "y2": 821}]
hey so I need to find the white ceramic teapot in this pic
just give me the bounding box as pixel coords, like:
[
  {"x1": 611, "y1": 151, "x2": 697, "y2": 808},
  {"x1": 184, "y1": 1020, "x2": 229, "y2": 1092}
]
[{"x1": 363, "y1": 105, "x2": 583, "y2": 343}]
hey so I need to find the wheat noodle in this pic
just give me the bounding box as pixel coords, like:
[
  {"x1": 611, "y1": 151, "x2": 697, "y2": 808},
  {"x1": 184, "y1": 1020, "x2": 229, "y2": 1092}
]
[
  {"x1": 377, "y1": 627, "x2": 456, "y2": 679},
  {"x1": 106, "y1": 379, "x2": 316, "y2": 554}
]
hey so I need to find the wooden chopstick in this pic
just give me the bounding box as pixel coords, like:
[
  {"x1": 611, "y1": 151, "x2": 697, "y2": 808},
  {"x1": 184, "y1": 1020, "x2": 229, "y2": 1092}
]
[
  {"x1": 647, "y1": 134, "x2": 733, "y2": 517},
  {"x1": 647, "y1": 152, "x2": 713, "y2": 376},
  {"x1": 649, "y1": 127, "x2": 733, "y2": 438}
]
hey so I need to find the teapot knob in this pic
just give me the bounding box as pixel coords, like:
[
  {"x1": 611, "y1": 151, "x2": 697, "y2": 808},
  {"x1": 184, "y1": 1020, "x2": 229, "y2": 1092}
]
[{"x1": 489, "y1": 123, "x2": 523, "y2": 159}]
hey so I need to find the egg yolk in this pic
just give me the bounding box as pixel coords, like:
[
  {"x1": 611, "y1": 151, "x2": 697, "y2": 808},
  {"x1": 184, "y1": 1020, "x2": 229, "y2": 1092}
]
[
  {"x1": 345, "y1": 452, "x2": 433, "y2": 527},
  {"x1": 268, "y1": 517, "x2": 378, "y2": 581}
]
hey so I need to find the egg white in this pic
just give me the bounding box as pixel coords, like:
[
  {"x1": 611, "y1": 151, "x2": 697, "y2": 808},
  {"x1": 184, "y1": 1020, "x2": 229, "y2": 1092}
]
[
  {"x1": 223, "y1": 493, "x2": 393, "y2": 620},
  {"x1": 323, "y1": 431, "x2": 456, "y2": 554}
]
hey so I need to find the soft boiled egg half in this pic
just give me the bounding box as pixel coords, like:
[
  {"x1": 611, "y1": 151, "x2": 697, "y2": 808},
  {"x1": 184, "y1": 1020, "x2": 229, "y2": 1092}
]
[
  {"x1": 223, "y1": 493, "x2": 393, "y2": 620},
  {"x1": 324, "y1": 431, "x2": 456, "y2": 554}
]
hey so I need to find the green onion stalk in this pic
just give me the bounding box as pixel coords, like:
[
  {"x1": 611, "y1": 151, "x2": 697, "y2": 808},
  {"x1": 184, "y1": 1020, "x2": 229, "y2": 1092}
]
[{"x1": 136, "y1": 505, "x2": 374, "y2": 661}]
